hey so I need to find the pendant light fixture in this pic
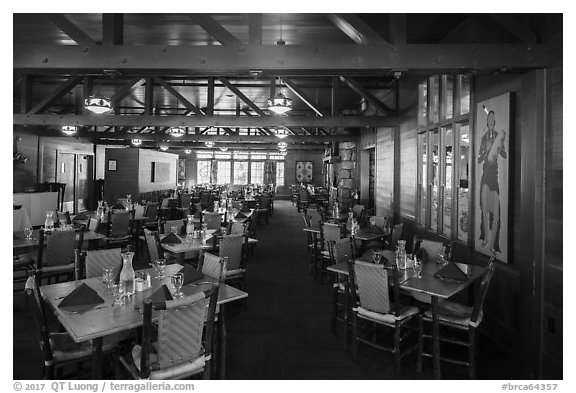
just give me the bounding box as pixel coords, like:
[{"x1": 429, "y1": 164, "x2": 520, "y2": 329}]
[
  {"x1": 85, "y1": 93, "x2": 112, "y2": 114},
  {"x1": 61, "y1": 125, "x2": 78, "y2": 135},
  {"x1": 131, "y1": 138, "x2": 142, "y2": 146}
]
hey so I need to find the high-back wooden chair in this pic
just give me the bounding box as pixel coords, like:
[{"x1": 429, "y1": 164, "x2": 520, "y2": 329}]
[
  {"x1": 417, "y1": 258, "x2": 496, "y2": 379},
  {"x1": 347, "y1": 259, "x2": 419, "y2": 377},
  {"x1": 120, "y1": 286, "x2": 219, "y2": 380},
  {"x1": 36, "y1": 228, "x2": 84, "y2": 284}
]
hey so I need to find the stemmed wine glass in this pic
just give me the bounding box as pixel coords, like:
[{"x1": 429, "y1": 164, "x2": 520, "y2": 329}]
[
  {"x1": 154, "y1": 259, "x2": 166, "y2": 280},
  {"x1": 24, "y1": 226, "x2": 33, "y2": 240},
  {"x1": 171, "y1": 273, "x2": 184, "y2": 298}
]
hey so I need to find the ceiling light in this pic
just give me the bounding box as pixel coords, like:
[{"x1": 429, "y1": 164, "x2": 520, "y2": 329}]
[
  {"x1": 85, "y1": 95, "x2": 112, "y2": 114},
  {"x1": 268, "y1": 92, "x2": 292, "y2": 115},
  {"x1": 205, "y1": 141, "x2": 215, "y2": 148},
  {"x1": 185, "y1": 149, "x2": 192, "y2": 154},
  {"x1": 168, "y1": 126, "x2": 186, "y2": 137},
  {"x1": 131, "y1": 138, "x2": 142, "y2": 146},
  {"x1": 272, "y1": 127, "x2": 290, "y2": 139},
  {"x1": 159, "y1": 145, "x2": 169, "y2": 151},
  {"x1": 61, "y1": 125, "x2": 77, "y2": 135},
  {"x1": 219, "y1": 146, "x2": 229, "y2": 152}
]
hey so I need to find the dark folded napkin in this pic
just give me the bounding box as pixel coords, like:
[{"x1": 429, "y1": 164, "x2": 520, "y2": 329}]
[
  {"x1": 58, "y1": 283, "x2": 105, "y2": 313},
  {"x1": 235, "y1": 212, "x2": 247, "y2": 219},
  {"x1": 435, "y1": 263, "x2": 468, "y2": 282},
  {"x1": 161, "y1": 232, "x2": 182, "y2": 244},
  {"x1": 149, "y1": 284, "x2": 173, "y2": 306},
  {"x1": 178, "y1": 265, "x2": 204, "y2": 285}
]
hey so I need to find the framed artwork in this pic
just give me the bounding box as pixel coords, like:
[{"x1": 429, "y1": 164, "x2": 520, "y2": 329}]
[
  {"x1": 107, "y1": 159, "x2": 117, "y2": 172},
  {"x1": 296, "y1": 161, "x2": 313, "y2": 183},
  {"x1": 473, "y1": 92, "x2": 512, "y2": 263}
]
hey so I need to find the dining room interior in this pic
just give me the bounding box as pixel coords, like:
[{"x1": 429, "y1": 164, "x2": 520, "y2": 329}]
[{"x1": 11, "y1": 10, "x2": 564, "y2": 383}]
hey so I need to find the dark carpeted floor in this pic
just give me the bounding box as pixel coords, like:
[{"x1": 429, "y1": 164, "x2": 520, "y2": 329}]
[{"x1": 13, "y1": 200, "x2": 520, "y2": 380}]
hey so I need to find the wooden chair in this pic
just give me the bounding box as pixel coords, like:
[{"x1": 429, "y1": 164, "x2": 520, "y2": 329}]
[
  {"x1": 119, "y1": 285, "x2": 219, "y2": 380},
  {"x1": 417, "y1": 258, "x2": 496, "y2": 379},
  {"x1": 202, "y1": 212, "x2": 222, "y2": 230},
  {"x1": 25, "y1": 274, "x2": 122, "y2": 379},
  {"x1": 75, "y1": 247, "x2": 122, "y2": 280},
  {"x1": 347, "y1": 259, "x2": 419, "y2": 377},
  {"x1": 105, "y1": 211, "x2": 133, "y2": 249},
  {"x1": 328, "y1": 237, "x2": 355, "y2": 337},
  {"x1": 36, "y1": 228, "x2": 84, "y2": 284}
]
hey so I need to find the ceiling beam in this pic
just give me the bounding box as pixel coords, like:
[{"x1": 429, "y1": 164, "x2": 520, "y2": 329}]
[
  {"x1": 110, "y1": 77, "x2": 146, "y2": 105},
  {"x1": 339, "y1": 76, "x2": 394, "y2": 115},
  {"x1": 14, "y1": 114, "x2": 397, "y2": 128},
  {"x1": 187, "y1": 14, "x2": 241, "y2": 45},
  {"x1": 14, "y1": 44, "x2": 548, "y2": 72},
  {"x1": 27, "y1": 75, "x2": 83, "y2": 115},
  {"x1": 326, "y1": 14, "x2": 389, "y2": 45},
  {"x1": 283, "y1": 78, "x2": 327, "y2": 117},
  {"x1": 44, "y1": 14, "x2": 96, "y2": 45},
  {"x1": 102, "y1": 14, "x2": 124, "y2": 45},
  {"x1": 248, "y1": 14, "x2": 263, "y2": 45}
]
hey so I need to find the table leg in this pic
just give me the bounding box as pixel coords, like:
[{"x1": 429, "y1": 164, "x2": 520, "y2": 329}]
[
  {"x1": 432, "y1": 296, "x2": 441, "y2": 379},
  {"x1": 218, "y1": 304, "x2": 227, "y2": 379},
  {"x1": 91, "y1": 337, "x2": 103, "y2": 379}
]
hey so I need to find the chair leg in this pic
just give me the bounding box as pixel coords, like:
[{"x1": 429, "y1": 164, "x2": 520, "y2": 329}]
[
  {"x1": 469, "y1": 328, "x2": 476, "y2": 379},
  {"x1": 417, "y1": 316, "x2": 423, "y2": 374}
]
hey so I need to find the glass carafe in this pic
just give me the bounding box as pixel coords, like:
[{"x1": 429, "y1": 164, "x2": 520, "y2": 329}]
[
  {"x1": 120, "y1": 252, "x2": 135, "y2": 297},
  {"x1": 44, "y1": 211, "x2": 54, "y2": 233},
  {"x1": 395, "y1": 240, "x2": 407, "y2": 270}
]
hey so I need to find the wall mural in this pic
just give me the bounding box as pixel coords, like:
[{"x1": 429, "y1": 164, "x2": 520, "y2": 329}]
[
  {"x1": 295, "y1": 161, "x2": 313, "y2": 183},
  {"x1": 474, "y1": 92, "x2": 511, "y2": 263}
]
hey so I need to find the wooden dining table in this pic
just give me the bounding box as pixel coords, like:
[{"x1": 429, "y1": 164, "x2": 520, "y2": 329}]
[
  {"x1": 40, "y1": 263, "x2": 248, "y2": 379},
  {"x1": 327, "y1": 260, "x2": 486, "y2": 379}
]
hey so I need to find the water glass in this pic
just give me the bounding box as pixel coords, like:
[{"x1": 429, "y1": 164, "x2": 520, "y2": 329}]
[
  {"x1": 154, "y1": 259, "x2": 166, "y2": 279},
  {"x1": 111, "y1": 283, "x2": 125, "y2": 306},
  {"x1": 171, "y1": 273, "x2": 184, "y2": 298},
  {"x1": 24, "y1": 226, "x2": 33, "y2": 239}
]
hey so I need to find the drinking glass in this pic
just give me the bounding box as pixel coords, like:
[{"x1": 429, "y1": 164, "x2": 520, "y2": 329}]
[
  {"x1": 24, "y1": 226, "x2": 33, "y2": 239},
  {"x1": 413, "y1": 257, "x2": 423, "y2": 278},
  {"x1": 111, "y1": 283, "x2": 125, "y2": 306},
  {"x1": 154, "y1": 259, "x2": 166, "y2": 280},
  {"x1": 372, "y1": 251, "x2": 383, "y2": 265},
  {"x1": 171, "y1": 273, "x2": 184, "y2": 298}
]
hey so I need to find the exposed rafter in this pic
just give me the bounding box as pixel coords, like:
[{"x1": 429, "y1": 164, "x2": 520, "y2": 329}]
[
  {"x1": 339, "y1": 76, "x2": 395, "y2": 115},
  {"x1": 13, "y1": 114, "x2": 397, "y2": 128},
  {"x1": 13, "y1": 44, "x2": 549, "y2": 73},
  {"x1": 187, "y1": 14, "x2": 241, "y2": 45},
  {"x1": 326, "y1": 14, "x2": 389, "y2": 45},
  {"x1": 44, "y1": 14, "x2": 96, "y2": 45},
  {"x1": 27, "y1": 76, "x2": 83, "y2": 115}
]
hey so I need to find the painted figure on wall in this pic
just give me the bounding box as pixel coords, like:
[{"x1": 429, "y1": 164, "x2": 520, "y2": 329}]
[{"x1": 477, "y1": 108, "x2": 507, "y2": 255}]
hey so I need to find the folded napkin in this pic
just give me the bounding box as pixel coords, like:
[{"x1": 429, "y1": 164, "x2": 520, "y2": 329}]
[
  {"x1": 235, "y1": 212, "x2": 247, "y2": 219},
  {"x1": 161, "y1": 232, "x2": 182, "y2": 244},
  {"x1": 58, "y1": 283, "x2": 105, "y2": 313},
  {"x1": 149, "y1": 284, "x2": 173, "y2": 307},
  {"x1": 178, "y1": 265, "x2": 204, "y2": 285},
  {"x1": 435, "y1": 263, "x2": 468, "y2": 282}
]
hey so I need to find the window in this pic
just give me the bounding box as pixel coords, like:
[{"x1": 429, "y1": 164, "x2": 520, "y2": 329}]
[
  {"x1": 233, "y1": 161, "x2": 248, "y2": 184},
  {"x1": 251, "y1": 161, "x2": 264, "y2": 184},
  {"x1": 417, "y1": 74, "x2": 471, "y2": 242},
  {"x1": 197, "y1": 160, "x2": 212, "y2": 184},
  {"x1": 276, "y1": 162, "x2": 285, "y2": 186},
  {"x1": 217, "y1": 161, "x2": 231, "y2": 184}
]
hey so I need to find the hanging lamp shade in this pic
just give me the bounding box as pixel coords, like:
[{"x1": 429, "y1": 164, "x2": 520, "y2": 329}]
[
  {"x1": 84, "y1": 95, "x2": 112, "y2": 114},
  {"x1": 267, "y1": 92, "x2": 292, "y2": 115},
  {"x1": 61, "y1": 125, "x2": 78, "y2": 135},
  {"x1": 168, "y1": 126, "x2": 186, "y2": 137}
]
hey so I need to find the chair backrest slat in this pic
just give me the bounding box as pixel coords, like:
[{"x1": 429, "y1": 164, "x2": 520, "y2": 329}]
[{"x1": 85, "y1": 248, "x2": 122, "y2": 279}]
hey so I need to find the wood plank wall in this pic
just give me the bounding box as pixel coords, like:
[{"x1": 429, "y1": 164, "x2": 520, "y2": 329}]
[{"x1": 375, "y1": 128, "x2": 394, "y2": 216}]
